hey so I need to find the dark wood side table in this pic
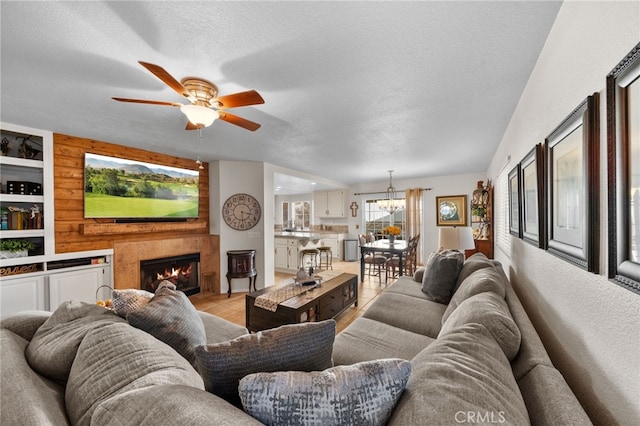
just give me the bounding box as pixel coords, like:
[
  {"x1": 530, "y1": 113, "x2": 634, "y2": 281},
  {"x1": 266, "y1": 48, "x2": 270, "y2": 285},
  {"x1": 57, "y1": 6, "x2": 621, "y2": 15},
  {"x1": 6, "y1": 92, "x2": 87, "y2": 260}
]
[{"x1": 226, "y1": 250, "x2": 257, "y2": 297}]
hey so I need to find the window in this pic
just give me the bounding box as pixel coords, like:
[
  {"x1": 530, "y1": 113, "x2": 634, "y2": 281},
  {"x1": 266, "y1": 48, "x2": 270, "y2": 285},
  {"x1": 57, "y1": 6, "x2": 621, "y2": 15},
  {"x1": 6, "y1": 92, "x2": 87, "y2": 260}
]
[
  {"x1": 496, "y1": 166, "x2": 512, "y2": 256},
  {"x1": 363, "y1": 198, "x2": 405, "y2": 238},
  {"x1": 282, "y1": 202, "x2": 289, "y2": 227},
  {"x1": 293, "y1": 201, "x2": 311, "y2": 230}
]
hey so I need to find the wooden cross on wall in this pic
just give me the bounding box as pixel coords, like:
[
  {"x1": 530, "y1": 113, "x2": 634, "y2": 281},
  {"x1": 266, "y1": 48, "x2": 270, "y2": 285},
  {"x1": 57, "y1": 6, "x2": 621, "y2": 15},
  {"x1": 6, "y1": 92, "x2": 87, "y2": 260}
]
[{"x1": 350, "y1": 202, "x2": 358, "y2": 217}]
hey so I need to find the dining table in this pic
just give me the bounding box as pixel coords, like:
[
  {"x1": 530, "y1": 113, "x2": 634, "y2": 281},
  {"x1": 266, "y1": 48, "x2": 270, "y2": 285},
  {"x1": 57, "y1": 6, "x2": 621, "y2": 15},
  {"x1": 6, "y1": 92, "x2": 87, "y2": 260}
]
[{"x1": 359, "y1": 239, "x2": 409, "y2": 282}]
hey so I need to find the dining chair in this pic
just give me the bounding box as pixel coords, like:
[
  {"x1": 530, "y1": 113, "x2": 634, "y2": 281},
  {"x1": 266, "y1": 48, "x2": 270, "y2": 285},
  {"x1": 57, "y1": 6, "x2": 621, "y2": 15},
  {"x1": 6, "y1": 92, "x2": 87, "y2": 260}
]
[{"x1": 359, "y1": 234, "x2": 387, "y2": 282}]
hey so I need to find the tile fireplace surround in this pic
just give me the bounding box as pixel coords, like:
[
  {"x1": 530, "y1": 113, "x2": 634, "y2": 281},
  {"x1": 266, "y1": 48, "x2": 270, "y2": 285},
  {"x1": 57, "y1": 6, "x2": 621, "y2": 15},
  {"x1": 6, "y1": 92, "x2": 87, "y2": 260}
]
[{"x1": 113, "y1": 235, "x2": 219, "y2": 294}]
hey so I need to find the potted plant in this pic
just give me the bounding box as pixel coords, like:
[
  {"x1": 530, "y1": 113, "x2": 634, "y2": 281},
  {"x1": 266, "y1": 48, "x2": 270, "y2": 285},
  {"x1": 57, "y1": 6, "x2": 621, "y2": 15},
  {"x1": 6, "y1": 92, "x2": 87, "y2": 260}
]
[
  {"x1": 381, "y1": 226, "x2": 401, "y2": 244},
  {"x1": 0, "y1": 239, "x2": 36, "y2": 259}
]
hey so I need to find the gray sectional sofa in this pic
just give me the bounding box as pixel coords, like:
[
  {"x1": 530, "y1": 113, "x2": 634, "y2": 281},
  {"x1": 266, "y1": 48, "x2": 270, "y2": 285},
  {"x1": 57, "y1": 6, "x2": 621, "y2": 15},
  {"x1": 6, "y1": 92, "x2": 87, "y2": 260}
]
[
  {"x1": 1, "y1": 253, "x2": 592, "y2": 425},
  {"x1": 333, "y1": 252, "x2": 593, "y2": 425}
]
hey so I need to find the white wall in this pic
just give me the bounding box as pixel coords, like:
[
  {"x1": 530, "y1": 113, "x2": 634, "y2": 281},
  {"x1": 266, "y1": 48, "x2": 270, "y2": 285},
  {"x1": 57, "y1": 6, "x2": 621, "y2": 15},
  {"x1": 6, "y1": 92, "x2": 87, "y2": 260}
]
[
  {"x1": 211, "y1": 160, "x2": 268, "y2": 294},
  {"x1": 487, "y1": 2, "x2": 640, "y2": 424}
]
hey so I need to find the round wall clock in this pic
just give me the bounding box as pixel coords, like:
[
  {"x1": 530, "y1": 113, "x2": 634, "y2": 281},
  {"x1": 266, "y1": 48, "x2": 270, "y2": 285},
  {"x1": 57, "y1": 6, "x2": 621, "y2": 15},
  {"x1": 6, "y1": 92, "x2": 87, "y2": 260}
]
[{"x1": 222, "y1": 193, "x2": 261, "y2": 230}]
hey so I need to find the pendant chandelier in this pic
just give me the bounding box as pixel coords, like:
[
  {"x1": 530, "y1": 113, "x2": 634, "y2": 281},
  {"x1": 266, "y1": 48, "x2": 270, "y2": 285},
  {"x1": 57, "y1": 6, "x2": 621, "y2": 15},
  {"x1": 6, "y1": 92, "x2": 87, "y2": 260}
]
[{"x1": 376, "y1": 170, "x2": 405, "y2": 214}]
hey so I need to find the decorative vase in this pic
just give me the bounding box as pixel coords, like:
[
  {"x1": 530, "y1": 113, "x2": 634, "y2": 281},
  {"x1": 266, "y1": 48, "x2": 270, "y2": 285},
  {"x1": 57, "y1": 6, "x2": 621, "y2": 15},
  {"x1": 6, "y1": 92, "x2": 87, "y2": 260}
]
[
  {"x1": 0, "y1": 250, "x2": 28, "y2": 259},
  {"x1": 388, "y1": 235, "x2": 396, "y2": 244}
]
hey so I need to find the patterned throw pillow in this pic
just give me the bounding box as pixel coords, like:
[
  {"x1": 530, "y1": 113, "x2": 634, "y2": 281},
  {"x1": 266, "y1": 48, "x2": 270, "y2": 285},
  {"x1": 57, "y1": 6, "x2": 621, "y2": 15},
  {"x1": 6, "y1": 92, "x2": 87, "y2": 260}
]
[
  {"x1": 239, "y1": 359, "x2": 411, "y2": 426},
  {"x1": 126, "y1": 283, "x2": 206, "y2": 364},
  {"x1": 111, "y1": 289, "x2": 154, "y2": 318},
  {"x1": 194, "y1": 320, "x2": 336, "y2": 407}
]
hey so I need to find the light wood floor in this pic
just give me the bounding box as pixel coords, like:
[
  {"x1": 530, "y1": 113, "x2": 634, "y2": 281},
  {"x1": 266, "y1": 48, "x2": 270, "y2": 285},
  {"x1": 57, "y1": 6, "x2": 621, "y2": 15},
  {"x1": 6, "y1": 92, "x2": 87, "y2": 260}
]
[{"x1": 189, "y1": 260, "x2": 396, "y2": 333}]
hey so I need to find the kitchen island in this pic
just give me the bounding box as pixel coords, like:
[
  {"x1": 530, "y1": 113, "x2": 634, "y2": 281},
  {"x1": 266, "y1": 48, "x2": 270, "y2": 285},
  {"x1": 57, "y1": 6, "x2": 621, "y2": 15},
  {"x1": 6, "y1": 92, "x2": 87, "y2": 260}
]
[{"x1": 274, "y1": 231, "x2": 345, "y2": 272}]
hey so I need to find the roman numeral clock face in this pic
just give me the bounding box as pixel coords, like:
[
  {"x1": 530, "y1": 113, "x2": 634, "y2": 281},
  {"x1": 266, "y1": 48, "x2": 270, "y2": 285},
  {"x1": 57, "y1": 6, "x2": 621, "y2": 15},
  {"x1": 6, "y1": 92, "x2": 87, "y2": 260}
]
[{"x1": 222, "y1": 193, "x2": 261, "y2": 231}]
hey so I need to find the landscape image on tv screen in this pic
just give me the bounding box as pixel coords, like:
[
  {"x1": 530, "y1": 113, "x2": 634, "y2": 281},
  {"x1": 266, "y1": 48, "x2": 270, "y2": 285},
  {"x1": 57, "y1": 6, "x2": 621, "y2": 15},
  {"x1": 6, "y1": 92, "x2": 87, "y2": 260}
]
[{"x1": 84, "y1": 153, "x2": 199, "y2": 219}]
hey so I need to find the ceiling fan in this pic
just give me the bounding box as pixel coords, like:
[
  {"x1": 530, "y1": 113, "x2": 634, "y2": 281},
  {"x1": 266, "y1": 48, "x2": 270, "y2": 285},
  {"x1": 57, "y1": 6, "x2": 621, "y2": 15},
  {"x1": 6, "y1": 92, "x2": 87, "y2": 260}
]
[{"x1": 112, "y1": 61, "x2": 264, "y2": 131}]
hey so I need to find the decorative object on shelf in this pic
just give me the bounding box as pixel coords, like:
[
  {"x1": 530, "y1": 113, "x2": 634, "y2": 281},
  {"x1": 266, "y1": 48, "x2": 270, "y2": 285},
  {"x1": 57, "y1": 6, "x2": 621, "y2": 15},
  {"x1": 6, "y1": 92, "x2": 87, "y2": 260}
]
[
  {"x1": 1, "y1": 137, "x2": 9, "y2": 156},
  {"x1": 17, "y1": 135, "x2": 41, "y2": 159},
  {"x1": 376, "y1": 170, "x2": 405, "y2": 214},
  {"x1": 222, "y1": 193, "x2": 262, "y2": 230},
  {"x1": 0, "y1": 239, "x2": 36, "y2": 259},
  {"x1": 437, "y1": 227, "x2": 475, "y2": 252},
  {"x1": 435, "y1": 195, "x2": 467, "y2": 227}
]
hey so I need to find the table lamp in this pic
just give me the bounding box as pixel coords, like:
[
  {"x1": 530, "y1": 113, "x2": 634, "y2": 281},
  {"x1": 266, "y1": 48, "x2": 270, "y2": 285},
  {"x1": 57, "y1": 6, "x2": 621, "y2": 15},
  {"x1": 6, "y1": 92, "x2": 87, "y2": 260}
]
[{"x1": 438, "y1": 227, "x2": 475, "y2": 251}]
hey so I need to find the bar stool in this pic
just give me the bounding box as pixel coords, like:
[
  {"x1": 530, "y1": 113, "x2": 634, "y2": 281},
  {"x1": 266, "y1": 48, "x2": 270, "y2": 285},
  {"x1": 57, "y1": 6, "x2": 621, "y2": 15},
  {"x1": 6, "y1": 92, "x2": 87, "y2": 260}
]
[
  {"x1": 317, "y1": 246, "x2": 333, "y2": 270},
  {"x1": 300, "y1": 248, "x2": 320, "y2": 269}
]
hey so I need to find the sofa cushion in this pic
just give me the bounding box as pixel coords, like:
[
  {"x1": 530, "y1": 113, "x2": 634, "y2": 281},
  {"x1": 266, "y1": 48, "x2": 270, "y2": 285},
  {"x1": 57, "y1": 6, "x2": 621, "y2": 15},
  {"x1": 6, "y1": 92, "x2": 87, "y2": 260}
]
[
  {"x1": 1, "y1": 329, "x2": 69, "y2": 426},
  {"x1": 92, "y1": 384, "x2": 263, "y2": 426},
  {"x1": 333, "y1": 317, "x2": 434, "y2": 365},
  {"x1": 0, "y1": 310, "x2": 51, "y2": 341},
  {"x1": 517, "y1": 364, "x2": 593, "y2": 426},
  {"x1": 442, "y1": 265, "x2": 507, "y2": 323},
  {"x1": 66, "y1": 322, "x2": 204, "y2": 426},
  {"x1": 386, "y1": 276, "x2": 434, "y2": 300},
  {"x1": 454, "y1": 252, "x2": 495, "y2": 291},
  {"x1": 127, "y1": 283, "x2": 206, "y2": 364},
  {"x1": 363, "y1": 291, "x2": 446, "y2": 337},
  {"x1": 25, "y1": 300, "x2": 125, "y2": 384},
  {"x1": 439, "y1": 291, "x2": 521, "y2": 360},
  {"x1": 421, "y1": 249, "x2": 465, "y2": 303},
  {"x1": 111, "y1": 288, "x2": 154, "y2": 318},
  {"x1": 388, "y1": 323, "x2": 530, "y2": 426},
  {"x1": 194, "y1": 320, "x2": 335, "y2": 407},
  {"x1": 198, "y1": 311, "x2": 249, "y2": 344},
  {"x1": 239, "y1": 359, "x2": 411, "y2": 426}
]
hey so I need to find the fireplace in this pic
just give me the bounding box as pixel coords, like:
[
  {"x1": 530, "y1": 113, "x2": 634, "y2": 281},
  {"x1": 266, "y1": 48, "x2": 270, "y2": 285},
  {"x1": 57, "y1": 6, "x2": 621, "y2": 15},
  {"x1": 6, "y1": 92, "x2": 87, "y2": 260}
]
[{"x1": 140, "y1": 253, "x2": 200, "y2": 296}]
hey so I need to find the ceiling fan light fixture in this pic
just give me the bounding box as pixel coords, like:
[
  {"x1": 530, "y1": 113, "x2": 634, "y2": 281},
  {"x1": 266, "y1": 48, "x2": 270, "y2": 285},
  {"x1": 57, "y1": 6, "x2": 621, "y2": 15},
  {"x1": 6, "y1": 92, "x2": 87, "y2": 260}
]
[{"x1": 180, "y1": 104, "x2": 218, "y2": 127}]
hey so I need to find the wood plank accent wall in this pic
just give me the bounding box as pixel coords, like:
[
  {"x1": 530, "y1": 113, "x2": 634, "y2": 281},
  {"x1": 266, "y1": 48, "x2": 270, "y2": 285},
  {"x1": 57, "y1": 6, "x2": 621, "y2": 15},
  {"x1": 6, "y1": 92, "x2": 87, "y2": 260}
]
[{"x1": 53, "y1": 133, "x2": 220, "y2": 292}]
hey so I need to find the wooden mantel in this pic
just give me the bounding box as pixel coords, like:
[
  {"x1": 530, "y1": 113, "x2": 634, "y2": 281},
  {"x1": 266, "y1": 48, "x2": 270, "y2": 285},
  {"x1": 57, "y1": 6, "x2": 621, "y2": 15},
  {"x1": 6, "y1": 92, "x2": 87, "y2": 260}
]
[{"x1": 80, "y1": 221, "x2": 208, "y2": 236}]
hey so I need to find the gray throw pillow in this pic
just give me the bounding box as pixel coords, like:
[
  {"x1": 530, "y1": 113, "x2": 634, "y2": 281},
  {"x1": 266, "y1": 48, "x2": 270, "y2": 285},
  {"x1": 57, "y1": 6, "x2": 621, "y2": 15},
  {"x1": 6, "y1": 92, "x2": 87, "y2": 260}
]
[
  {"x1": 25, "y1": 300, "x2": 125, "y2": 384},
  {"x1": 194, "y1": 320, "x2": 336, "y2": 407},
  {"x1": 421, "y1": 249, "x2": 465, "y2": 304},
  {"x1": 111, "y1": 288, "x2": 154, "y2": 318},
  {"x1": 442, "y1": 265, "x2": 507, "y2": 323},
  {"x1": 66, "y1": 322, "x2": 204, "y2": 426},
  {"x1": 239, "y1": 359, "x2": 411, "y2": 426},
  {"x1": 126, "y1": 284, "x2": 206, "y2": 364}
]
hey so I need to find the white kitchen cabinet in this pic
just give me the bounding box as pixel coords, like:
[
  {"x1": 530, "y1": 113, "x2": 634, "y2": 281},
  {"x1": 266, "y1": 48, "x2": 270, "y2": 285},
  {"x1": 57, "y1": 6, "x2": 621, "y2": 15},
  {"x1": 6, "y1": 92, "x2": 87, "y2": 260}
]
[
  {"x1": 313, "y1": 190, "x2": 345, "y2": 218},
  {"x1": 320, "y1": 233, "x2": 346, "y2": 259},
  {"x1": 0, "y1": 274, "x2": 46, "y2": 316},
  {"x1": 275, "y1": 239, "x2": 289, "y2": 270},
  {"x1": 287, "y1": 239, "x2": 299, "y2": 270},
  {"x1": 48, "y1": 265, "x2": 110, "y2": 311}
]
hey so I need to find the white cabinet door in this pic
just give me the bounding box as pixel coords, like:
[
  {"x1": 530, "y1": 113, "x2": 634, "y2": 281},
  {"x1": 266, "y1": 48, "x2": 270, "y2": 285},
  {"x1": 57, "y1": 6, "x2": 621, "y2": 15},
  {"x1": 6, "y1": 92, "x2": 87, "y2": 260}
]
[
  {"x1": 275, "y1": 240, "x2": 289, "y2": 270},
  {"x1": 313, "y1": 192, "x2": 329, "y2": 217},
  {"x1": 287, "y1": 239, "x2": 299, "y2": 269},
  {"x1": 326, "y1": 190, "x2": 345, "y2": 217},
  {"x1": 0, "y1": 275, "x2": 46, "y2": 317},
  {"x1": 48, "y1": 266, "x2": 109, "y2": 310}
]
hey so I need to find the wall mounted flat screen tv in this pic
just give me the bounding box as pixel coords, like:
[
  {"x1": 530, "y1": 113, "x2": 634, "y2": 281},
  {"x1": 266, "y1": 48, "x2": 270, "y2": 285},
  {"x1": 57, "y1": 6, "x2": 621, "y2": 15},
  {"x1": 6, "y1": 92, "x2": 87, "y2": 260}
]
[{"x1": 84, "y1": 153, "x2": 199, "y2": 219}]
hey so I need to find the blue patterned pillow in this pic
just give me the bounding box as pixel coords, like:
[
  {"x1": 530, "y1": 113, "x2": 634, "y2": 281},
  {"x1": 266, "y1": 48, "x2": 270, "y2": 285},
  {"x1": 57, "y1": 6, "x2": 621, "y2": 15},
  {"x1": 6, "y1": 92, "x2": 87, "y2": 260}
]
[
  {"x1": 194, "y1": 320, "x2": 335, "y2": 407},
  {"x1": 239, "y1": 359, "x2": 411, "y2": 426}
]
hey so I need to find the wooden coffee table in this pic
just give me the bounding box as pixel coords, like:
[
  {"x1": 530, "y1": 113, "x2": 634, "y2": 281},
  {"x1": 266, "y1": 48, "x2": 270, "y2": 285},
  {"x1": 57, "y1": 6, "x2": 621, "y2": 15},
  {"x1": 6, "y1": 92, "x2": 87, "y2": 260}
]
[{"x1": 245, "y1": 273, "x2": 358, "y2": 332}]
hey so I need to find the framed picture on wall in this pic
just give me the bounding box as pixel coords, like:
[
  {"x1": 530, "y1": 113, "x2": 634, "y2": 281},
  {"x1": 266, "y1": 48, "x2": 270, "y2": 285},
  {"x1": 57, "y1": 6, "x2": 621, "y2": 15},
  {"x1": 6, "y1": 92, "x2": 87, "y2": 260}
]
[
  {"x1": 607, "y1": 42, "x2": 640, "y2": 294},
  {"x1": 545, "y1": 93, "x2": 599, "y2": 272},
  {"x1": 436, "y1": 195, "x2": 467, "y2": 226},
  {"x1": 521, "y1": 144, "x2": 545, "y2": 247},
  {"x1": 508, "y1": 164, "x2": 521, "y2": 238}
]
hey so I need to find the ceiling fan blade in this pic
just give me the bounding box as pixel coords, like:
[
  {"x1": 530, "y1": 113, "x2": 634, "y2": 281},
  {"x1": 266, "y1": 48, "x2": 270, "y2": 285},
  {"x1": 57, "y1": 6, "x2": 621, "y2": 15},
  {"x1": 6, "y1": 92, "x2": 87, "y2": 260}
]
[
  {"x1": 185, "y1": 120, "x2": 199, "y2": 131},
  {"x1": 138, "y1": 61, "x2": 195, "y2": 102},
  {"x1": 214, "y1": 90, "x2": 264, "y2": 108},
  {"x1": 218, "y1": 111, "x2": 261, "y2": 131},
  {"x1": 112, "y1": 97, "x2": 182, "y2": 107}
]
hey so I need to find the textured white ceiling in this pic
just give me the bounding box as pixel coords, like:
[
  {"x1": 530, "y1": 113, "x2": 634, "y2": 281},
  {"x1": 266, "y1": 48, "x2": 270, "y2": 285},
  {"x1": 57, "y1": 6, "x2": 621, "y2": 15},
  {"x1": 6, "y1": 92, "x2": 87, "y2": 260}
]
[{"x1": 0, "y1": 1, "x2": 561, "y2": 192}]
